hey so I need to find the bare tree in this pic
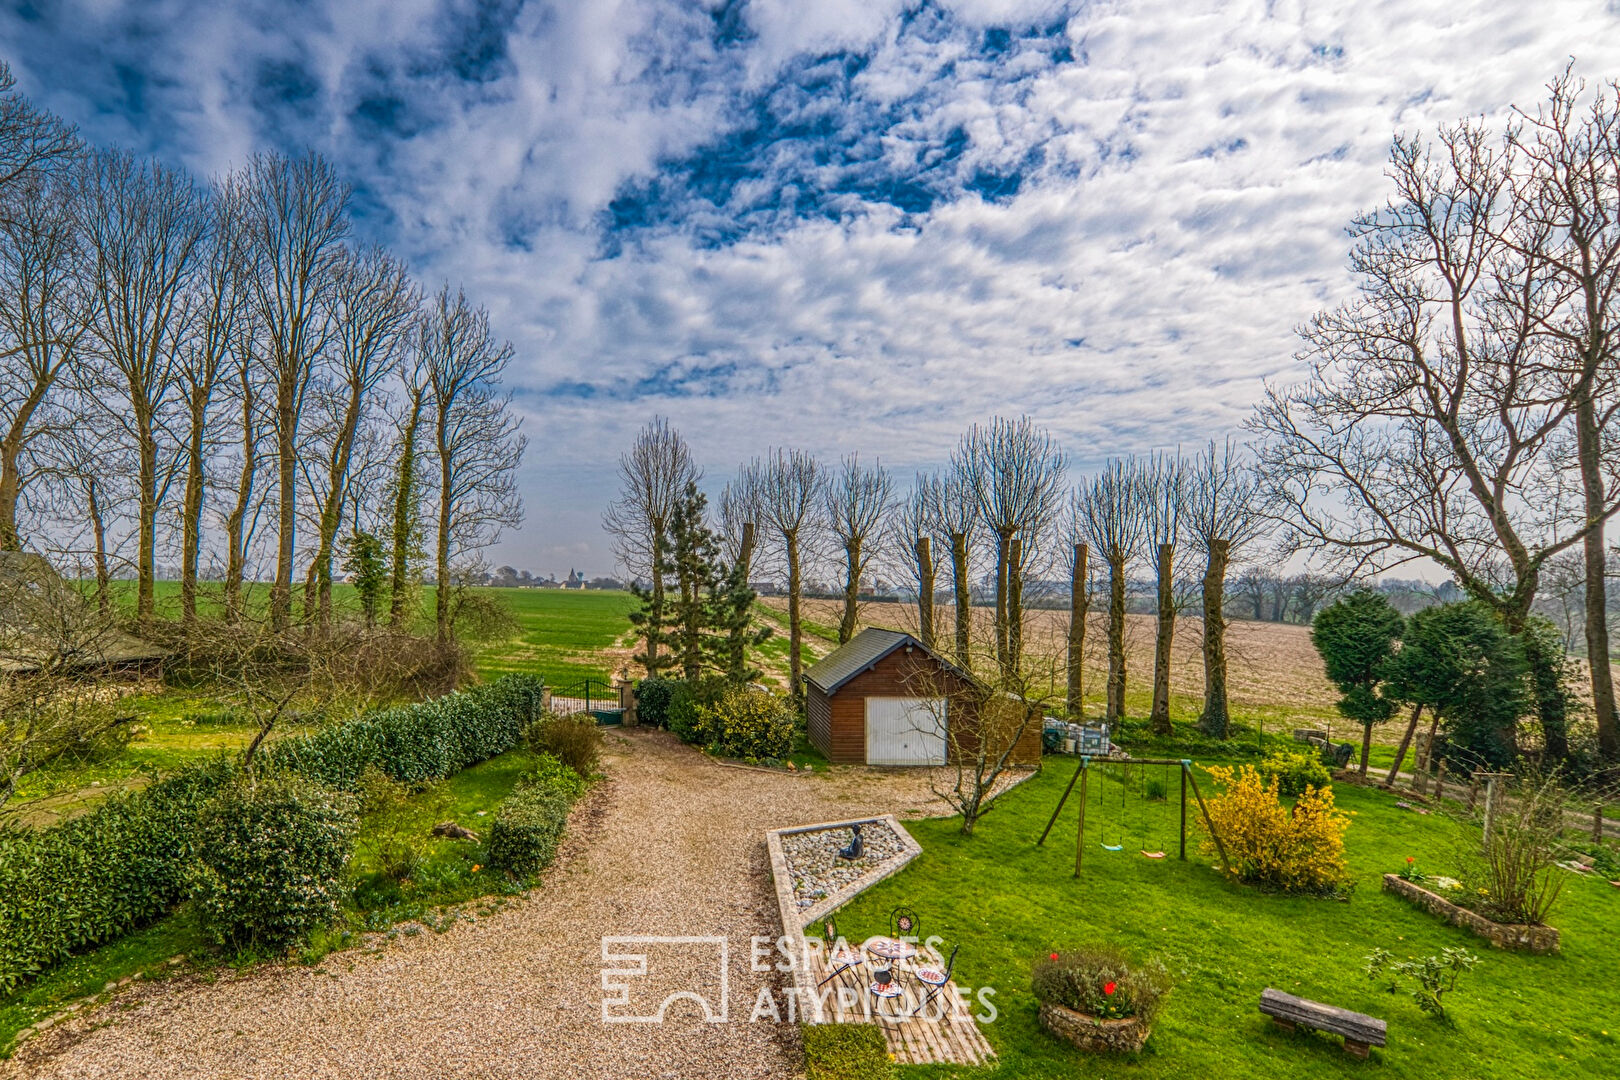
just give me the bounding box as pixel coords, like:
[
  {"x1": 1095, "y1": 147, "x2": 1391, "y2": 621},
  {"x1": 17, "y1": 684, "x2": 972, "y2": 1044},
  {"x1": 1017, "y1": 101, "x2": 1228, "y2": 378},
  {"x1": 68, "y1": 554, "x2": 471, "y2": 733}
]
[
  {"x1": 893, "y1": 474, "x2": 941, "y2": 650},
  {"x1": 77, "y1": 149, "x2": 206, "y2": 631},
  {"x1": 758, "y1": 448, "x2": 825, "y2": 696},
  {"x1": 717, "y1": 467, "x2": 764, "y2": 575},
  {"x1": 1185, "y1": 438, "x2": 1266, "y2": 738},
  {"x1": 240, "y1": 152, "x2": 350, "y2": 632},
  {"x1": 1141, "y1": 451, "x2": 1186, "y2": 735},
  {"x1": 955, "y1": 417, "x2": 1066, "y2": 675},
  {"x1": 1063, "y1": 499, "x2": 1089, "y2": 718},
  {"x1": 1250, "y1": 117, "x2": 1603, "y2": 762},
  {"x1": 0, "y1": 61, "x2": 77, "y2": 220},
  {"x1": 222, "y1": 315, "x2": 266, "y2": 624},
  {"x1": 387, "y1": 343, "x2": 430, "y2": 627},
  {"x1": 603, "y1": 417, "x2": 698, "y2": 671},
  {"x1": 1507, "y1": 71, "x2": 1620, "y2": 762},
  {"x1": 176, "y1": 174, "x2": 248, "y2": 629},
  {"x1": 931, "y1": 466, "x2": 979, "y2": 666},
  {"x1": 0, "y1": 168, "x2": 83, "y2": 552},
  {"x1": 303, "y1": 245, "x2": 417, "y2": 627},
  {"x1": 824, "y1": 453, "x2": 893, "y2": 644},
  {"x1": 421, "y1": 286, "x2": 524, "y2": 643},
  {"x1": 1076, "y1": 459, "x2": 1143, "y2": 724}
]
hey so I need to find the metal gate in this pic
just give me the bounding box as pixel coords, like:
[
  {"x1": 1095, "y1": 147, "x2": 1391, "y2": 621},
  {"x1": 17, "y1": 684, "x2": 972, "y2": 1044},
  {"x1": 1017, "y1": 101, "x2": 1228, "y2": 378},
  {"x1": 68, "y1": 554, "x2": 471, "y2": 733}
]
[{"x1": 551, "y1": 678, "x2": 625, "y2": 725}]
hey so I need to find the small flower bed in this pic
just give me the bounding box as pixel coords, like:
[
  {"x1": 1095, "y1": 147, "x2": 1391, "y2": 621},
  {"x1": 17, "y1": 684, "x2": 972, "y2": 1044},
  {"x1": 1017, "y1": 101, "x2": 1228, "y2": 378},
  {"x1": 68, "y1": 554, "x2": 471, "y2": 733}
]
[{"x1": 1032, "y1": 945, "x2": 1170, "y2": 1024}]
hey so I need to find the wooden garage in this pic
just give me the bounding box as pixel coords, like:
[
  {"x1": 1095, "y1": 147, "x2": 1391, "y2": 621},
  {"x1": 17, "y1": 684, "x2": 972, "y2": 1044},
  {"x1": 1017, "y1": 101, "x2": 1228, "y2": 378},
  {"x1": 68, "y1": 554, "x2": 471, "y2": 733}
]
[{"x1": 803, "y1": 627, "x2": 1042, "y2": 766}]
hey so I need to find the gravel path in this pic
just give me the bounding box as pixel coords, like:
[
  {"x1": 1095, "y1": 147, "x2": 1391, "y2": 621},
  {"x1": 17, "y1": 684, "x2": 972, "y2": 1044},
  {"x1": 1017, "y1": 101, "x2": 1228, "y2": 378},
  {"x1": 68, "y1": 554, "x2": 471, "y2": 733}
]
[{"x1": 10, "y1": 729, "x2": 947, "y2": 1080}]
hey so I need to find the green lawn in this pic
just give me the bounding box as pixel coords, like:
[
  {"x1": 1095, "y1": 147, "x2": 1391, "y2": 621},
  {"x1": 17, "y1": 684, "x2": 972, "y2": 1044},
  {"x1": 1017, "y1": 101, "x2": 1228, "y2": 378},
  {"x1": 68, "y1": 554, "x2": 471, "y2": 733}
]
[{"x1": 831, "y1": 761, "x2": 1619, "y2": 1079}]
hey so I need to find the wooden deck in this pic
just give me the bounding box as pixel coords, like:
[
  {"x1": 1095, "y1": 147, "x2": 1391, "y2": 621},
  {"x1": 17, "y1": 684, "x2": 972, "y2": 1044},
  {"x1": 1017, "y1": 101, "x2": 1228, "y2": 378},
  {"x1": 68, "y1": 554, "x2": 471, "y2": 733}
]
[{"x1": 802, "y1": 943, "x2": 996, "y2": 1067}]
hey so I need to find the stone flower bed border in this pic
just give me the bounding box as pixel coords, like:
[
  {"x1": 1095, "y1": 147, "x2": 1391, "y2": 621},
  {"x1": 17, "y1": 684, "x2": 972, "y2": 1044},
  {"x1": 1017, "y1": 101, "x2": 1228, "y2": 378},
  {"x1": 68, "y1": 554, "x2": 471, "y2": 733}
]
[
  {"x1": 1381, "y1": 874, "x2": 1560, "y2": 954},
  {"x1": 766, "y1": 815, "x2": 923, "y2": 1023}
]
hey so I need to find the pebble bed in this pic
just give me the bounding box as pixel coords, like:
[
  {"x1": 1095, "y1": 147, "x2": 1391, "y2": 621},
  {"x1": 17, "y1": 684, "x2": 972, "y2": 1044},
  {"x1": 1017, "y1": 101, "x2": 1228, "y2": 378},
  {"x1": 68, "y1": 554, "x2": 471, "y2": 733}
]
[{"x1": 781, "y1": 820, "x2": 906, "y2": 911}]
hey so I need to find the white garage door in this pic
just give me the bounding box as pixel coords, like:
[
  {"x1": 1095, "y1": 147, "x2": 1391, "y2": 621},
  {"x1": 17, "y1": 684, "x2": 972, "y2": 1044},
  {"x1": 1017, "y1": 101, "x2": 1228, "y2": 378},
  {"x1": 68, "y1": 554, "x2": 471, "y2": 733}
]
[{"x1": 864, "y1": 696, "x2": 947, "y2": 765}]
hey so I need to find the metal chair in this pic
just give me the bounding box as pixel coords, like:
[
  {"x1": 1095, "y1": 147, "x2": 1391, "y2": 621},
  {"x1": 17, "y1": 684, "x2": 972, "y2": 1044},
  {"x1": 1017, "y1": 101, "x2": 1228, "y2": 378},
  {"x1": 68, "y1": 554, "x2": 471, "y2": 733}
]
[
  {"x1": 868, "y1": 966, "x2": 906, "y2": 1022},
  {"x1": 912, "y1": 944, "x2": 958, "y2": 1016},
  {"x1": 889, "y1": 906, "x2": 920, "y2": 942}
]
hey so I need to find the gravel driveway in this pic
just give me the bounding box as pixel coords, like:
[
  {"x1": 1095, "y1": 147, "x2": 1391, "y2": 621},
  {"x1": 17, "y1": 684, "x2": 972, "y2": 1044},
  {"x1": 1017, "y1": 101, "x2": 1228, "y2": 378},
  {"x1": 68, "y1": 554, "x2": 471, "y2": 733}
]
[{"x1": 10, "y1": 729, "x2": 947, "y2": 1080}]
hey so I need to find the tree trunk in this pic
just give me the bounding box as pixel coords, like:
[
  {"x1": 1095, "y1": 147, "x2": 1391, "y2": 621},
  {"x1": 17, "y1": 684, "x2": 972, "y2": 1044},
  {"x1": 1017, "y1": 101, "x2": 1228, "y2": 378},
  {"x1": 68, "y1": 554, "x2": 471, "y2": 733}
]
[
  {"x1": 951, "y1": 531, "x2": 970, "y2": 667},
  {"x1": 0, "y1": 432, "x2": 21, "y2": 552},
  {"x1": 135, "y1": 412, "x2": 157, "y2": 633},
  {"x1": 435, "y1": 425, "x2": 452, "y2": 644},
  {"x1": 1008, "y1": 536, "x2": 1024, "y2": 676},
  {"x1": 271, "y1": 387, "x2": 296, "y2": 632},
  {"x1": 993, "y1": 530, "x2": 1012, "y2": 672},
  {"x1": 644, "y1": 529, "x2": 665, "y2": 671},
  {"x1": 1385, "y1": 704, "x2": 1423, "y2": 787},
  {"x1": 1067, "y1": 543, "x2": 1088, "y2": 717},
  {"x1": 1576, "y1": 388, "x2": 1618, "y2": 761},
  {"x1": 388, "y1": 388, "x2": 423, "y2": 627},
  {"x1": 915, "y1": 535, "x2": 935, "y2": 651},
  {"x1": 1199, "y1": 539, "x2": 1231, "y2": 738},
  {"x1": 1359, "y1": 719, "x2": 1373, "y2": 780},
  {"x1": 839, "y1": 536, "x2": 860, "y2": 644},
  {"x1": 88, "y1": 476, "x2": 109, "y2": 619},
  {"x1": 1150, "y1": 542, "x2": 1174, "y2": 735},
  {"x1": 1106, "y1": 552, "x2": 1127, "y2": 723},
  {"x1": 787, "y1": 530, "x2": 803, "y2": 698},
  {"x1": 225, "y1": 381, "x2": 255, "y2": 626},
  {"x1": 180, "y1": 385, "x2": 208, "y2": 631},
  {"x1": 308, "y1": 388, "x2": 363, "y2": 629}
]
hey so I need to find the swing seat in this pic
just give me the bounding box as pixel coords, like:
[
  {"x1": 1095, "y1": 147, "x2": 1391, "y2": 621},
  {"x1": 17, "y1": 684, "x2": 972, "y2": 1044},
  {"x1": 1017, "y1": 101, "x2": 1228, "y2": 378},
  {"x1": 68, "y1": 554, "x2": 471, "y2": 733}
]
[
  {"x1": 1140, "y1": 850, "x2": 1166, "y2": 859},
  {"x1": 1099, "y1": 842, "x2": 1123, "y2": 852}
]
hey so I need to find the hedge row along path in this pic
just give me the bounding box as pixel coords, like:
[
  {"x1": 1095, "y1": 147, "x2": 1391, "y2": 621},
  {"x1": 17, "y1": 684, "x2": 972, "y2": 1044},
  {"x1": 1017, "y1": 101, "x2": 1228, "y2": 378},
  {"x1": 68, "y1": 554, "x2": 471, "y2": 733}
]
[{"x1": 9, "y1": 729, "x2": 947, "y2": 1079}]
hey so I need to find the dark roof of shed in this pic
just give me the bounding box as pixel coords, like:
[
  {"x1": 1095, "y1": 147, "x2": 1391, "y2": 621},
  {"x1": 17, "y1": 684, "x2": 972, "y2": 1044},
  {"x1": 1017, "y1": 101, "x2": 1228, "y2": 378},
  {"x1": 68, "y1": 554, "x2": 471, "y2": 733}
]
[{"x1": 803, "y1": 626, "x2": 960, "y2": 695}]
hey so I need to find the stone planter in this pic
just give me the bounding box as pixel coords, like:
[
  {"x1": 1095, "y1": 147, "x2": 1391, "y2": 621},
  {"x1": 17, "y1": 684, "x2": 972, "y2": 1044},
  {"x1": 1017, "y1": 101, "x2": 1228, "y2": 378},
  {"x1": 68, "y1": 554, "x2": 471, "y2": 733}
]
[
  {"x1": 1038, "y1": 1002, "x2": 1150, "y2": 1053},
  {"x1": 1381, "y1": 874, "x2": 1560, "y2": 954}
]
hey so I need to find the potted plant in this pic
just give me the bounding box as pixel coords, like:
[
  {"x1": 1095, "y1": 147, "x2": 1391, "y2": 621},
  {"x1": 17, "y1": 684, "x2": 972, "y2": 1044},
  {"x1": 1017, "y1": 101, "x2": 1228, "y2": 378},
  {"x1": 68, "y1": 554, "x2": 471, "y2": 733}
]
[{"x1": 1032, "y1": 946, "x2": 1170, "y2": 1053}]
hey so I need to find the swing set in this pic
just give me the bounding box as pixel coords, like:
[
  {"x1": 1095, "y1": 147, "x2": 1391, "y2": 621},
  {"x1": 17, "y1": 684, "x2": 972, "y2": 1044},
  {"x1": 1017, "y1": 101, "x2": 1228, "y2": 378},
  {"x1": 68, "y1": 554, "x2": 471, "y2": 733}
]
[{"x1": 1035, "y1": 756, "x2": 1231, "y2": 879}]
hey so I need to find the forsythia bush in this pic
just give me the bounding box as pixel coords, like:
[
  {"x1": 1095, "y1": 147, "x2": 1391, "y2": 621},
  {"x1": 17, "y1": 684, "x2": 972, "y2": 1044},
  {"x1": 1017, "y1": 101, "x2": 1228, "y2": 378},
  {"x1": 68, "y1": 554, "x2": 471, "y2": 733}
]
[
  {"x1": 188, "y1": 773, "x2": 358, "y2": 951},
  {"x1": 1201, "y1": 764, "x2": 1352, "y2": 895},
  {"x1": 695, "y1": 687, "x2": 796, "y2": 762}
]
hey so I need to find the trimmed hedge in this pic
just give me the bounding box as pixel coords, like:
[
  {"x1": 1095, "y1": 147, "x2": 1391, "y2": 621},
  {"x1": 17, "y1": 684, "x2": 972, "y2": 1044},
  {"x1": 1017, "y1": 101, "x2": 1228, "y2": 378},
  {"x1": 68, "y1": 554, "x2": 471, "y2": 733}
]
[
  {"x1": 487, "y1": 779, "x2": 573, "y2": 880},
  {"x1": 0, "y1": 759, "x2": 232, "y2": 994},
  {"x1": 264, "y1": 675, "x2": 545, "y2": 789},
  {"x1": 0, "y1": 674, "x2": 544, "y2": 994}
]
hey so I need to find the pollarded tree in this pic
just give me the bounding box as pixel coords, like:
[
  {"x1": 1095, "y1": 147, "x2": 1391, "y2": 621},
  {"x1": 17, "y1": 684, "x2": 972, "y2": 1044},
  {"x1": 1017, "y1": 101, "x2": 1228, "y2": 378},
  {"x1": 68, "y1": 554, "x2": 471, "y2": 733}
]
[
  {"x1": 930, "y1": 466, "x2": 980, "y2": 667},
  {"x1": 1140, "y1": 451, "x2": 1186, "y2": 735},
  {"x1": 1076, "y1": 459, "x2": 1144, "y2": 724},
  {"x1": 603, "y1": 418, "x2": 697, "y2": 674},
  {"x1": 893, "y1": 474, "x2": 942, "y2": 650},
  {"x1": 758, "y1": 448, "x2": 825, "y2": 698},
  {"x1": 1312, "y1": 590, "x2": 1403, "y2": 779},
  {"x1": 825, "y1": 453, "x2": 893, "y2": 644},
  {"x1": 955, "y1": 417, "x2": 1066, "y2": 675},
  {"x1": 1061, "y1": 496, "x2": 1090, "y2": 718},
  {"x1": 386, "y1": 341, "x2": 430, "y2": 627},
  {"x1": 1185, "y1": 438, "x2": 1267, "y2": 737}
]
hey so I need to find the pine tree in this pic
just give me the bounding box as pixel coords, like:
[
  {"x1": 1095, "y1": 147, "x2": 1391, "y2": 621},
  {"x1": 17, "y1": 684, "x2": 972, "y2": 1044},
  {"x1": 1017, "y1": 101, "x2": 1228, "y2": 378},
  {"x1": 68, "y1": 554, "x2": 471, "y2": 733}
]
[
  {"x1": 629, "y1": 518, "x2": 679, "y2": 677},
  {"x1": 713, "y1": 553, "x2": 770, "y2": 684},
  {"x1": 667, "y1": 481, "x2": 724, "y2": 681}
]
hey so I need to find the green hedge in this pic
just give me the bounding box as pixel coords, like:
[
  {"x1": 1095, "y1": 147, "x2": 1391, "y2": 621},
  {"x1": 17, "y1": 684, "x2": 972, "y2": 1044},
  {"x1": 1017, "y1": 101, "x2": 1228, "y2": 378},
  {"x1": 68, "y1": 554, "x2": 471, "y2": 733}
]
[
  {"x1": 487, "y1": 778, "x2": 574, "y2": 880},
  {"x1": 0, "y1": 759, "x2": 232, "y2": 995},
  {"x1": 264, "y1": 675, "x2": 545, "y2": 789},
  {"x1": 0, "y1": 674, "x2": 544, "y2": 995}
]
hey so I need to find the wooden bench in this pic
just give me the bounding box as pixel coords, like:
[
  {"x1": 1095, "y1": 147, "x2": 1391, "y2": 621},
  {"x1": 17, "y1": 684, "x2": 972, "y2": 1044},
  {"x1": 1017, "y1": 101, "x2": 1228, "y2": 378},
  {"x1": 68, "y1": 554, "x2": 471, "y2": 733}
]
[{"x1": 1259, "y1": 988, "x2": 1386, "y2": 1059}]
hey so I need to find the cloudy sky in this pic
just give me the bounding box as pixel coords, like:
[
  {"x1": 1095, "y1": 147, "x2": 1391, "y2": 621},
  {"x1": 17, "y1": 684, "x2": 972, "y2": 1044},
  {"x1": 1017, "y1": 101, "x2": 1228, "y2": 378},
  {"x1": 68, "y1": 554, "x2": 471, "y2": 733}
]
[{"x1": 6, "y1": 0, "x2": 1620, "y2": 575}]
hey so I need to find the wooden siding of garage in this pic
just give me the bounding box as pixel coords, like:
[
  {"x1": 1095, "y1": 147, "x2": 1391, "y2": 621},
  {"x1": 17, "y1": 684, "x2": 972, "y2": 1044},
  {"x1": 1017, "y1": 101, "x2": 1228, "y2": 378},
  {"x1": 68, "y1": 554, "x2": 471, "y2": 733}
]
[{"x1": 805, "y1": 681, "x2": 834, "y2": 759}]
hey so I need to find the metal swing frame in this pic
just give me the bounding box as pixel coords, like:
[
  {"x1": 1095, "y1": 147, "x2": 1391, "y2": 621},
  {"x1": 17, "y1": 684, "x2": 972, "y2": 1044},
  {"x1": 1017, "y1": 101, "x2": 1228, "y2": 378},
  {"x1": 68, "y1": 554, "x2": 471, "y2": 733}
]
[{"x1": 1035, "y1": 756, "x2": 1232, "y2": 880}]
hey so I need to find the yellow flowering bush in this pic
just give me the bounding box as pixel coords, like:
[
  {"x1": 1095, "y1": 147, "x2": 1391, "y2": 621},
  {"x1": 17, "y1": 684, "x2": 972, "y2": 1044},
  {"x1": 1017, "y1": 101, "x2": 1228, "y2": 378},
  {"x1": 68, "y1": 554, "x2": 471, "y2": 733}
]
[{"x1": 1200, "y1": 764, "x2": 1352, "y2": 895}]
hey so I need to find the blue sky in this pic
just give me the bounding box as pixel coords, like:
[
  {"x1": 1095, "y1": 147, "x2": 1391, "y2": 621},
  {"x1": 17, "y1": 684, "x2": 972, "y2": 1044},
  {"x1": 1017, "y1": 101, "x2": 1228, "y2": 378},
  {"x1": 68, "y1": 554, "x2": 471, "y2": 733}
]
[{"x1": 7, "y1": 0, "x2": 1620, "y2": 576}]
